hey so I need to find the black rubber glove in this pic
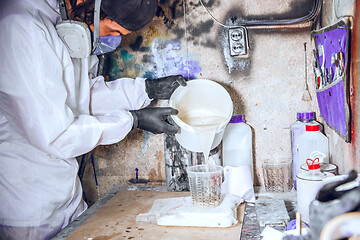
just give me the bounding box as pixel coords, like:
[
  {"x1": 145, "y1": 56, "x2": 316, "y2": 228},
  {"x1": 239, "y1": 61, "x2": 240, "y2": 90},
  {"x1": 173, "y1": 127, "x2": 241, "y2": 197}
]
[
  {"x1": 145, "y1": 75, "x2": 187, "y2": 99},
  {"x1": 316, "y1": 170, "x2": 358, "y2": 202},
  {"x1": 130, "y1": 107, "x2": 180, "y2": 134}
]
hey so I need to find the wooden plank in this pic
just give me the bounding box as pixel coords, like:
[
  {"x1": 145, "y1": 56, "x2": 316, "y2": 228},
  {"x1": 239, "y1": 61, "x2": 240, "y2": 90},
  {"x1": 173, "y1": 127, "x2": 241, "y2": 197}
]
[{"x1": 67, "y1": 190, "x2": 245, "y2": 240}]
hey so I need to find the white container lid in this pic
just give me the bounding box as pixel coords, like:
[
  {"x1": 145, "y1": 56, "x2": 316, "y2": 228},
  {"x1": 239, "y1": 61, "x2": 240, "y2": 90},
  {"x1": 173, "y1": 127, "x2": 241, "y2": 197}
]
[
  {"x1": 296, "y1": 171, "x2": 334, "y2": 181},
  {"x1": 300, "y1": 163, "x2": 337, "y2": 172}
]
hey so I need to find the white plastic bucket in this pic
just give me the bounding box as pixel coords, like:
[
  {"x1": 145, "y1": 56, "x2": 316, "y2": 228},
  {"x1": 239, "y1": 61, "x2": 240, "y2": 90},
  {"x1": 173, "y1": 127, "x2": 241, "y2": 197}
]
[
  {"x1": 296, "y1": 171, "x2": 335, "y2": 224},
  {"x1": 169, "y1": 79, "x2": 233, "y2": 152}
]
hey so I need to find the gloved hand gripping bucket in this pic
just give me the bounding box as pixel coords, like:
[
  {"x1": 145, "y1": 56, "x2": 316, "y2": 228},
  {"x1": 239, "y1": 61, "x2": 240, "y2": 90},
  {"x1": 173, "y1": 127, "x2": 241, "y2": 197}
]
[{"x1": 169, "y1": 79, "x2": 233, "y2": 152}]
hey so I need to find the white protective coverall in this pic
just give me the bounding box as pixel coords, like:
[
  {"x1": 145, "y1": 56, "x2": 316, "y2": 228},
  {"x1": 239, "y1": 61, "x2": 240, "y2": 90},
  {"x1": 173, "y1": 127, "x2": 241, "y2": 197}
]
[{"x1": 0, "y1": 0, "x2": 151, "y2": 239}]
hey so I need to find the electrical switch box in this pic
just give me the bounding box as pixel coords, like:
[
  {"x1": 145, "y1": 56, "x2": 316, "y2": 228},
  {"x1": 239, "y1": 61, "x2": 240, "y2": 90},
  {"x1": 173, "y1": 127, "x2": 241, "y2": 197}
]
[{"x1": 229, "y1": 27, "x2": 249, "y2": 57}]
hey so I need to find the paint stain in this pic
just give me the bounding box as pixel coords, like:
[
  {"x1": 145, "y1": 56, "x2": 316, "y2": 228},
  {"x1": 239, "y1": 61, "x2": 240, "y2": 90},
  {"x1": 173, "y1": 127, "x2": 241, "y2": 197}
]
[
  {"x1": 200, "y1": 39, "x2": 217, "y2": 48},
  {"x1": 148, "y1": 168, "x2": 158, "y2": 181},
  {"x1": 92, "y1": 232, "x2": 122, "y2": 240},
  {"x1": 156, "y1": 151, "x2": 163, "y2": 178},
  {"x1": 128, "y1": 168, "x2": 149, "y2": 184},
  {"x1": 142, "y1": 131, "x2": 151, "y2": 153},
  {"x1": 142, "y1": 25, "x2": 169, "y2": 47},
  {"x1": 107, "y1": 50, "x2": 141, "y2": 79},
  {"x1": 159, "y1": 0, "x2": 182, "y2": 19},
  {"x1": 189, "y1": 20, "x2": 214, "y2": 37},
  {"x1": 120, "y1": 50, "x2": 133, "y2": 61},
  {"x1": 130, "y1": 36, "x2": 144, "y2": 51},
  {"x1": 164, "y1": 134, "x2": 191, "y2": 191},
  {"x1": 171, "y1": 26, "x2": 185, "y2": 40},
  {"x1": 143, "y1": 71, "x2": 157, "y2": 79},
  {"x1": 156, "y1": 6, "x2": 175, "y2": 29},
  {"x1": 142, "y1": 54, "x2": 152, "y2": 63},
  {"x1": 147, "y1": 39, "x2": 202, "y2": 79}
]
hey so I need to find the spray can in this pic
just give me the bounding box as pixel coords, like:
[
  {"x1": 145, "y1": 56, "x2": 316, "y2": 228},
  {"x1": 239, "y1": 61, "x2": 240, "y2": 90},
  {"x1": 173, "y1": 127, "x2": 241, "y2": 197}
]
[
  {"x1": 291, "y1": 112, "x2": 323, "y2": 189},
  {"x1": 222, "y1": 115, "x2": 253, "y2": 179}
]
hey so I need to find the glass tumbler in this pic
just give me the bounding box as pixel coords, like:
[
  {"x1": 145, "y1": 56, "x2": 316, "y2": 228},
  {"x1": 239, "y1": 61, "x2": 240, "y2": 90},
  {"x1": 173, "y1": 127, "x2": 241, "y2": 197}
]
[{"x1": 262, "y1": 158, "x2": 292, "y2": 192}]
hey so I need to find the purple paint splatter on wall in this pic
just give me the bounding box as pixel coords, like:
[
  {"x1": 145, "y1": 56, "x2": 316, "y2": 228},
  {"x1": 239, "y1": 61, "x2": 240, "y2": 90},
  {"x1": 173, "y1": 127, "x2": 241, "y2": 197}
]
[
  {"x1": 165, "y1": 57, "x2": 201, "y2": 79},
  {"x1": 148, "y1": 39, "x2": 201, "y2": 79}
]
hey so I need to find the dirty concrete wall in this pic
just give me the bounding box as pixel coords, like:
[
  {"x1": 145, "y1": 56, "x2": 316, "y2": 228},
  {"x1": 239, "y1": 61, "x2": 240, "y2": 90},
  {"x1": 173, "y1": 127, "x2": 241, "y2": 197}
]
[{"x1": 81, "y1": 0, "x2": 358, "y2": 203}]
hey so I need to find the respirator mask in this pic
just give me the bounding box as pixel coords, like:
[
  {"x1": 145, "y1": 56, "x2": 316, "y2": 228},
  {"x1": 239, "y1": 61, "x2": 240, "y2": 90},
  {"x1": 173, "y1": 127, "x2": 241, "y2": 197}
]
[{"x1": 56, "y1": 0, "x2": 121, "y2": 58}]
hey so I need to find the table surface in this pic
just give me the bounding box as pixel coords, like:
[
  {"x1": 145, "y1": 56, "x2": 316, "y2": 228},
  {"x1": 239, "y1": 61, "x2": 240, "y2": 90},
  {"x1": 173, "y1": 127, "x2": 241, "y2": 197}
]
[
  {"x1": 54, "y1": 185, "x2": 262, "y2": 240},
  {"x1": 65, "y1": 190, "x2": 245, "y2": 240}
]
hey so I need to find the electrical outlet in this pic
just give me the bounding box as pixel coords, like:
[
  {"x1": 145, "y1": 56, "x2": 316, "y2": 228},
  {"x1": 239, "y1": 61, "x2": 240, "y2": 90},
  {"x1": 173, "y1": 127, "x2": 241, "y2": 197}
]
[{"x1": 229, "y1": 27, "x2": 248, "y2": 57}]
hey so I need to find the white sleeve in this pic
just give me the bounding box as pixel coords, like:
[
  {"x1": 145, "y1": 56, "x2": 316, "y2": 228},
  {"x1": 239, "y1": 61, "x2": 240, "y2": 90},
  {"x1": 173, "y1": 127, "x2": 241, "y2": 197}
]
[
  {"x1": 49, "y1": 109, "x2": 135, "y2": 158},
  {"x1": 90, "y1": 76, "x2": 152, "y2": 115},
  {"x1": 49, "y1": 76, "x2": 153, "y2": 158}
]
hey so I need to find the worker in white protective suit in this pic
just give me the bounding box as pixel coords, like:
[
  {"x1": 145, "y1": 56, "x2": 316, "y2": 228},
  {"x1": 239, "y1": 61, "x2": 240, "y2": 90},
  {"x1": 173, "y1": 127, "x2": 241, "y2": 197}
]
[{"x1": 0, "y1": 0, "x2": 186, "y2": 239}]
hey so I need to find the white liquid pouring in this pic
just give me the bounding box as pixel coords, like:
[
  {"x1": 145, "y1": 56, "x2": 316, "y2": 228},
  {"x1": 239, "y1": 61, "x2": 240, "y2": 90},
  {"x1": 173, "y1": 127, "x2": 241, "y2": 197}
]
[{"x1": 180, "y1": 113, "x2": 227, "y2": 171}]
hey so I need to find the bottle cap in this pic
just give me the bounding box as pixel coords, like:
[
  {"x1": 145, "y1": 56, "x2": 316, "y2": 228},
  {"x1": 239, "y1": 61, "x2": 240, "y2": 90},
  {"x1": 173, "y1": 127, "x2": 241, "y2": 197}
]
[
  {"x1": 306, "y1": 124, "x2": 320, "y2": 131},
  {"x1": 229, "y1": 115, "x2": 245, "y2": 123},
  {"x1": 296, "y1": 112, "x2": 302, "y2": 121},
  {"x1": 304, "y1": 112, "x2": 315, "y2": 122},
  {"x1": 298, "y1": 112, "x2": 315, "y2": 122}
]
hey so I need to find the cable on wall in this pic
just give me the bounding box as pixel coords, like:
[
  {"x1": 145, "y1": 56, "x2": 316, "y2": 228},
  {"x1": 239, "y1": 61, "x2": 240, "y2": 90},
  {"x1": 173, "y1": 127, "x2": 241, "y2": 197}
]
[{"x1": 198, "y1": 0, "x2": 322, "y2": 29}]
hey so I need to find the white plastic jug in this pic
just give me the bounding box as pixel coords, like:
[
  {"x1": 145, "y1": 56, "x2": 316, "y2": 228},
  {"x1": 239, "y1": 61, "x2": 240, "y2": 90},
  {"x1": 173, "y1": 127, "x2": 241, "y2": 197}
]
[
  {"x1": 222, "y1": 115, "x2": 253, "y2": 179},
  {"x1": 221, "y1": 165, "x2": 255, "y2": 202},
  {"x1": 297, "y1": 123, "x2": 329, "y2": 168},
  {"x1": 291, "y1": 112, "x2": 322, "y2": 189}
]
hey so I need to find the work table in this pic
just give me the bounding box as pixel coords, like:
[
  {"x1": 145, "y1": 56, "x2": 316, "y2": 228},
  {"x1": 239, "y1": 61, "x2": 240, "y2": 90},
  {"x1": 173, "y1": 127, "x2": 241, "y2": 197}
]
[{"x1": 53, "y1": 185, "x2": 261, "y2": 240}]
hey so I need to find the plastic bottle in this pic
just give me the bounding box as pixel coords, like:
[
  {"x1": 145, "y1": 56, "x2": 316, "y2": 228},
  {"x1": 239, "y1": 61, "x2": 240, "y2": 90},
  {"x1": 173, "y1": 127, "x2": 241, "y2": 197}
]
[
  {"x1": 291, "y1": 112, "x2": 323, "y2": 189},
  {"x1": 296, "y1": 158, "x2": 334, "y2": 224},
  {"x1": 291, "y1": 113, "x2": 306, "y2": 188},
  {"x1": 297, "y1": 124, "x2": 329, "y2": 171},
  {"x1": 222, "y1": 115, "x2": 253, "y2": 179}
]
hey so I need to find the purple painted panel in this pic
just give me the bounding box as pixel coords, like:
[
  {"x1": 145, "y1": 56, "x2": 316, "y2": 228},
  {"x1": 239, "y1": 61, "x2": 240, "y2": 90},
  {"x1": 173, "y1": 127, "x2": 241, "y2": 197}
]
[
  {"x1": 313, "y1": 25, "x2": 347, "y2": 80},
  {"x1": 312, "y1": 20, "x2": 350, "y2": 141},
  {"x1": 316, "y1": 79, "x2": 347, "y2": 136}
]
